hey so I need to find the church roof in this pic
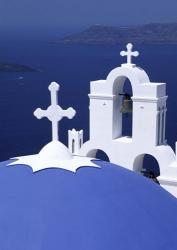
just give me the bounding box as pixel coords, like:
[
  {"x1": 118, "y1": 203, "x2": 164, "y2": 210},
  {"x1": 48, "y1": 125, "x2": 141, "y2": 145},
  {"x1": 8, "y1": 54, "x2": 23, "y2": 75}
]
[{"x1": 0, "y1": 159, "x2": 177, "y2": 250}]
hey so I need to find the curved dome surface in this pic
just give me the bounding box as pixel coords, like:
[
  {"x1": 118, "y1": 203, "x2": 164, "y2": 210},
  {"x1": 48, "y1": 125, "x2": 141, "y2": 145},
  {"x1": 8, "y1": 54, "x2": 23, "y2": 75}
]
[{"x1": 0, "y1": 159, "x2": 177, "y2": 250}]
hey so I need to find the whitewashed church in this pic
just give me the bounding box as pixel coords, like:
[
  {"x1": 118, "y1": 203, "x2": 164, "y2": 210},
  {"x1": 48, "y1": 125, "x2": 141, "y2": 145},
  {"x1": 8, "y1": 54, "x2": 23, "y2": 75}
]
[
  {"x1": 68, "y1": 43, "x2": 177, "y2": 197},
  {"x1": 8, "y1": 43, "x2": 177, "y2": 199},
  {"x1": 3, "y1": 43, "x2": 177, "y2": 250},
  {"x1": 4, "y1": 42, "x2": 177, "y2": 250}
]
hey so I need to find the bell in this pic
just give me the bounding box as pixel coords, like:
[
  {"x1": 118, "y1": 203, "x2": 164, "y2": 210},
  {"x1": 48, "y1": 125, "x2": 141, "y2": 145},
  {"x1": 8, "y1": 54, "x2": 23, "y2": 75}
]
[{"x1": 119, "y1": 93, "x2": 132, "y2": 114}]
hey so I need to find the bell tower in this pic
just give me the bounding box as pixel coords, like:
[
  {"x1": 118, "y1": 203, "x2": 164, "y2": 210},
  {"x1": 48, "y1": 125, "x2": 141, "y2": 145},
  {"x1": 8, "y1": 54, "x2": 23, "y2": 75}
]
[
  {"x1": 80, "y1": 44, "x2": 168, "y2": 160},
  {"x1": 71, "y1": 43, "x2": 177, "y2": 198}
]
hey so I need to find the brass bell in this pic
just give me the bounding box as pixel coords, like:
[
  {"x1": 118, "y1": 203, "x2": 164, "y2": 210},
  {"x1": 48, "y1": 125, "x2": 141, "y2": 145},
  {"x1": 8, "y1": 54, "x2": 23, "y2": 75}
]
[{"x1": 119, "y1": 93, "x2": 132, "y2": 114}]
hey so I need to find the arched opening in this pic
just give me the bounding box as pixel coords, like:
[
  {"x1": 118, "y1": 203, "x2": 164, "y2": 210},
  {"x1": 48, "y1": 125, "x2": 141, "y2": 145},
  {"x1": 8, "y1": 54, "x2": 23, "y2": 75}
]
[
  {"x1": 158, "y1": 106, "x2": 166, "y2": 145},
  {"x1": 79, "y1": 139, "x2": 82, "y2": 148},
  {"x1": 121, "y1": 79, "x2": 133, "y2": 137},
  {"x1": 86, "y1": 149, "x2": 110, "y2": 162},
  {"x1": 72, "y1": 139, "x2": 75, "y2": 154},
  {"x1": 133, "y1": 154, "x2": 160, "y2": 184},
  {"x1": 112, "y1": 76, "x2": 133, "y2": 139}
]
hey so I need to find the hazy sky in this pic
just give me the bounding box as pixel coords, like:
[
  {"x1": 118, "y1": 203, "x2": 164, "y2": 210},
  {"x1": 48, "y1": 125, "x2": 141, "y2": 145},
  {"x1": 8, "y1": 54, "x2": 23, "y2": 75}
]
[{"x1": 1, "y1": 0, "x2": 177, "y2": 33}]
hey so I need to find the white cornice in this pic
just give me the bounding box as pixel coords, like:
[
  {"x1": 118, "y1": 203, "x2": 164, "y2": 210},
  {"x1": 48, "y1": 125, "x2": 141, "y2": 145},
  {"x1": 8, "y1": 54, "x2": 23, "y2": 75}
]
[
  {"x1": 88, "y1": 94, "x2": 116, "y2": 100},
  {"x1": 132, "y1": 96, "x2": 168, "y2": 103}
]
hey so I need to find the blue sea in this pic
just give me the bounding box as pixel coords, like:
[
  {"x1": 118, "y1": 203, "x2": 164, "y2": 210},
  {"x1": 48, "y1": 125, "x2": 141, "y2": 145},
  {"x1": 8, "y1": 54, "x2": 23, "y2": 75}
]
[{"x1": 0, "y1": 37, "x2": 177, "y2": 163}]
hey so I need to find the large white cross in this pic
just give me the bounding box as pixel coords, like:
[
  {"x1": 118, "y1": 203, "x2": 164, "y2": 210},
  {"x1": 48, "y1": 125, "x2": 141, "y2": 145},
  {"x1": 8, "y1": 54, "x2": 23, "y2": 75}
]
[
  {"x1": 34, "y1": 82, "x2": 76, "y2": 141},
  {"x1": 120, "y1": 43, "x2": 139, "y2": 65}
]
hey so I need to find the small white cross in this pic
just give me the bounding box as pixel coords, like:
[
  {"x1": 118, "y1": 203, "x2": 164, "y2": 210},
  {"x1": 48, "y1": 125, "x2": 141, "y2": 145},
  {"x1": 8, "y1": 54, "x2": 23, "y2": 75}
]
[
  {"x1": 120, "y1": 43, "x2": 139, "y2": 65},
  {"x1": 34, "y1": 82, "x2": 76, "y2": 141}
]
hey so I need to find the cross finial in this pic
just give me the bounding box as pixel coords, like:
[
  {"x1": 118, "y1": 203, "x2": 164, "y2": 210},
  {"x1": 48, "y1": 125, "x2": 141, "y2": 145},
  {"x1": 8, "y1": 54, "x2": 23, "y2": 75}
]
[
  {"x1": 120, "y1": 43, "x2": 139, "y2": 66},
  {"x1": 34, "y1": 82, "x2": 76, "y2": 141}
]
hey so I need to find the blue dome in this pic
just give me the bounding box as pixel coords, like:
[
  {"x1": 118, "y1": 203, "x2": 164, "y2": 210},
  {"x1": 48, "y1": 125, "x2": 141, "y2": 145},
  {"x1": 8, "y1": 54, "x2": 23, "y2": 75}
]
[{"x1": 0, "y1": 159, "x2": 177, "y2": 250}]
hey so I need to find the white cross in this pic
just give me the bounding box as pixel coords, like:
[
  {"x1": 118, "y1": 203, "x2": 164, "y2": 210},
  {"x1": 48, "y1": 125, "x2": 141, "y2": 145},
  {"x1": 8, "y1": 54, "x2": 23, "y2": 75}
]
[
  {"x1": 34, "y1": 82, "x2": 76, "y2": 141},
  {"x1": 120, "y1": 43, "x2": 139, "y2": 65}
]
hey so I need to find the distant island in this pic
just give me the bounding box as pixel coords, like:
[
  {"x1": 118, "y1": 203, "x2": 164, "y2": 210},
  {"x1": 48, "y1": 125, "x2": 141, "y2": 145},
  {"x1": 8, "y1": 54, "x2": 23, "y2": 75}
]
[
  {"x1": 57, "y1": 23, "x2": 177, "y2": 45},
  {"x1": 0, "y1": 63, "x2": 37, "y2": 72}
]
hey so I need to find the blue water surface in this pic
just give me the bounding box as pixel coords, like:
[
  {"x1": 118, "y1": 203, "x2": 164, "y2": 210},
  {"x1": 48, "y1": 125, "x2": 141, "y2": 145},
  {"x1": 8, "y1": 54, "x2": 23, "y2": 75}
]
[{"x1": 0, "y1": 39, "x2": 177, "y2": 160}]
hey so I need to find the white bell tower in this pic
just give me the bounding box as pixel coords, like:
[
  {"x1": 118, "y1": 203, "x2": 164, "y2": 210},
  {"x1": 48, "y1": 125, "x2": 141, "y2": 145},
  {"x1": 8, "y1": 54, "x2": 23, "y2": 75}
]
[
  {"x1": 69, "y1": 43, "x2": 177, "y2": 198},
  {"x1": 87, "y1": 43, "x2": 168, "y2": 149}
]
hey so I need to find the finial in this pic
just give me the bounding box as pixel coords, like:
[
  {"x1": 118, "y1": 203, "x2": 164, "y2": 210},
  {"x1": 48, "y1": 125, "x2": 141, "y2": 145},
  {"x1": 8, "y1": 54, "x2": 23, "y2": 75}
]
[
  {"x1": 120, "y1": 43, "x2": 139, "y2": 66},
  {"x1": 34, "y1": 82, "x2": 76, "y2": 141}
]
